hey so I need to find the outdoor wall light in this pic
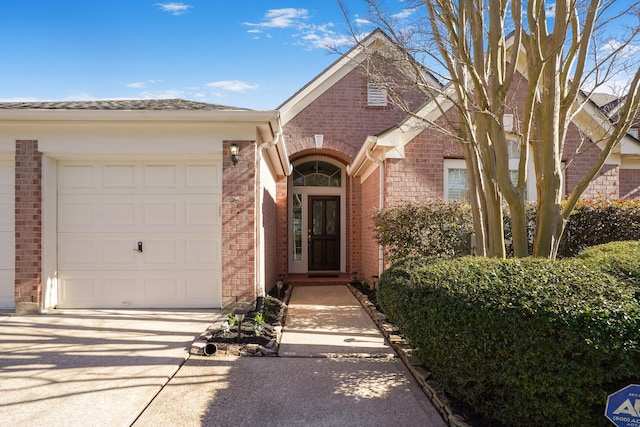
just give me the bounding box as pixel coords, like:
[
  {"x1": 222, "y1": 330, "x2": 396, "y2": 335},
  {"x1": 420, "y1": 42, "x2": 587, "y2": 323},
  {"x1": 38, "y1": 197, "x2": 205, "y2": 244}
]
[{"x1": 229, "y1": 143, "x2": 240, "y2": 165}]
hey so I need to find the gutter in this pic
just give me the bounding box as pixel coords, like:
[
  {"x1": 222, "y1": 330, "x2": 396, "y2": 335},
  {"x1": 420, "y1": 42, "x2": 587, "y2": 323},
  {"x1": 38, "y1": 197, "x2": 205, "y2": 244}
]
[
  {"x1": 365, "y1": 145, "x2": 386, "y2": 276},
  {"x1": 255, "y1": 129, "x2": 282, "y2": 303}
]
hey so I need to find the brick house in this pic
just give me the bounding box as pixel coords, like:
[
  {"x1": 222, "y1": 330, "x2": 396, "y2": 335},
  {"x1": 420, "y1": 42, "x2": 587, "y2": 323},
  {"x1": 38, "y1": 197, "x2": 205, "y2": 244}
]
[{"x1": 1, "y1": 31, "x2": 639, "y2": 312}]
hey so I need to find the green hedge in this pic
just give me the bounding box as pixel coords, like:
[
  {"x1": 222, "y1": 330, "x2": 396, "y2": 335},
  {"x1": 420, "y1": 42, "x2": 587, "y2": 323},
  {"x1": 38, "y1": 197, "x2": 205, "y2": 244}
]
[
  {"x1": 378, "y1": 249, "x2": 640, "y2": 426},
  {"x1": 373, "y1": 200, "x2": 473, "y2": 262},
  {"x1": 559, "y1": 200, "x2": 640, "y2": 257}
]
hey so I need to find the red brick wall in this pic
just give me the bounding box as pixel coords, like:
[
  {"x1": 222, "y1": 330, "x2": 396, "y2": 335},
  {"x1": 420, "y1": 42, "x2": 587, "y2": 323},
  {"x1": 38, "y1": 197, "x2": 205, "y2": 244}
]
[
  {"x1": 360, "y1": 167, "x2": 381, "y2": 283},
  {"x1": 260, "y1": 162, "x2": 279, "y2": 294},
  {"x1": 283, "y1": 66, "x2": 423, "y2": 159},
  {"x1": 222, "y1": 140, "x2": 256, "y2": 305},
  {"x1": 14, "y1": 140, "x2": 42, "y2": 310},
  {"x1": 620, "y1": 168, "x2": 640, "y2": 199},
  {"x1": 348, "y1": 170, "x2": 361, "y2": 276},
  {"x1": 275, "y1": 178, "x2": 288, "y2": 280},
  {"x1": 564, "y1": 126, "x2": 620, "y2": 199},
  {"x1": 385, "y1": 128, "x2": 447, "y2": 205}
]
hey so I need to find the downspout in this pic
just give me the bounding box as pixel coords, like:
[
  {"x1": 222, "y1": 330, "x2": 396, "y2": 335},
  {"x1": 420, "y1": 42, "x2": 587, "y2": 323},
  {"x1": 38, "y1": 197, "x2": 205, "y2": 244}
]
[
  {"x1": 365, "y1": 145, "x2": 385, "y2": 276},
  {"x1": 254, "y1": 128, "x2": 282, "y2": 311}
]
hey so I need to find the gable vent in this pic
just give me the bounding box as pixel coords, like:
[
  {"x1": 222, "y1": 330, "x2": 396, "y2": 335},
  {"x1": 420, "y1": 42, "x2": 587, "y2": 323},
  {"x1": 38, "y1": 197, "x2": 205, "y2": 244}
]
[{"x1": 367, "y1": 82, "x2": 388, "y2": 107}]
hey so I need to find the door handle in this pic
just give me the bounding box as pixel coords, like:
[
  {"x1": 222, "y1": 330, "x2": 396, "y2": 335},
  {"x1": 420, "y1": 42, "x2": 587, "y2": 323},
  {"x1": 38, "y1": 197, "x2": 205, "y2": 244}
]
[{"x1": 134, "y1": 241, "x2": 143, "y2": 253}]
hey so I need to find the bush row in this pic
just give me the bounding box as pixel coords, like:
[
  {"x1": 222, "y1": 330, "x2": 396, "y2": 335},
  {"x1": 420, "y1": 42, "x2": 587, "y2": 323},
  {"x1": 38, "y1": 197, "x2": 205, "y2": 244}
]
[
  {"x1": 377, "y1": 242, "x2": 640, "y2": 426},
  {"x1": 374, "y1": 199, "x2": 640, "y2": 261}
]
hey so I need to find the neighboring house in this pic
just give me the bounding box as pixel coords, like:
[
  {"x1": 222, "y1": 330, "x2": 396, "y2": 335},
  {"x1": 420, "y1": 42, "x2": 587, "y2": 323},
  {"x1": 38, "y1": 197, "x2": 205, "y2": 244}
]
[{"x1": 1, "y1": 31, "x2": 639, "y2": 312}]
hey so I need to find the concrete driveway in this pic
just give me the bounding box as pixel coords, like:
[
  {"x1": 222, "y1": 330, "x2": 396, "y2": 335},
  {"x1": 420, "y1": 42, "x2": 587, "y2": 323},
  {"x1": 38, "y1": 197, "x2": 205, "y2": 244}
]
[{"x1": 0, "y1": 309, "x2": 219, "y2": 426}]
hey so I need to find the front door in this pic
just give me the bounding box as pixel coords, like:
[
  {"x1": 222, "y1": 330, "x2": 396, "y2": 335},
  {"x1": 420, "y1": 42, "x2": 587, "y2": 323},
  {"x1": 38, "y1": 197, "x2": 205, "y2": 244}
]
[{"x1": 308, "y1": 196, "x2": 340, "y2": 271}]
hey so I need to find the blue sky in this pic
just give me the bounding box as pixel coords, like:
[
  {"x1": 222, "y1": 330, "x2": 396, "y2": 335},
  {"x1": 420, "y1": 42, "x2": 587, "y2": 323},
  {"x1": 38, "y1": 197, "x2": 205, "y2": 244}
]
[
  {"x1": 0, "y1": 1, "x2": 400, "y2": 110},
  {"x1": 1, "y1": 2, "x2": 638, "y2": 110}
]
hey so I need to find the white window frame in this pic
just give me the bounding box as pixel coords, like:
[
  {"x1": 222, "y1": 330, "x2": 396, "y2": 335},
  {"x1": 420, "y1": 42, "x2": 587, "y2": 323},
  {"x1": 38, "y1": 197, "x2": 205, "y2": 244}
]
[{"x1": 444, "y1": 156, "x2": 538, "y2": 202}]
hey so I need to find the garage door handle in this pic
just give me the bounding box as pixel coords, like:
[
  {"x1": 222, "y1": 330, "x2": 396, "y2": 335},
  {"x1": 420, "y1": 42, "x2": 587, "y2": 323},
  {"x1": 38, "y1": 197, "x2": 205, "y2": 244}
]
[{"x1": 134, "y1": 241, "x2": 143, "y2": 253}]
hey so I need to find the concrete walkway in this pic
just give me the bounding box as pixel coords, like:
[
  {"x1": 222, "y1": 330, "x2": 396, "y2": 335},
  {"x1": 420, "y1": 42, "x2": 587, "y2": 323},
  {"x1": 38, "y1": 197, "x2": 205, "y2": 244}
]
[
  {"x1": 0, "y1": 287, "x2": 446, "y2": 426},
  {"x1": 0, "y1": 309, "x2": 217, "y2": 426},
  {"x1": 135, "y1": 286, "x2": 446, "y2": 426}
]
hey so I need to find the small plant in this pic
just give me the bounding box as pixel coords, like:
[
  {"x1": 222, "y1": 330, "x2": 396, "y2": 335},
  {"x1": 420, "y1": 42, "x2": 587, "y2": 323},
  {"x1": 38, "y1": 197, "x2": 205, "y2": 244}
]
[
  {"x1": 219, "y1": 320, "x2": 231, "y2": 334},
  {"x1": 253, "y1": 312, "x2": 265, "y2": 335},
  {"x1": 226, "y1": 313, "x2": 237, "y2": 326}
]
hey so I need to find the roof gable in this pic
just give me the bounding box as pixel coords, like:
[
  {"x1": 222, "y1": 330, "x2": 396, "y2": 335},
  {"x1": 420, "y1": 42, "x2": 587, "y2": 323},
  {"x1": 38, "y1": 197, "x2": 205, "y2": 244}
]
[{"x1": 278, "y1": 29, "x2": 440, "y2": 125}]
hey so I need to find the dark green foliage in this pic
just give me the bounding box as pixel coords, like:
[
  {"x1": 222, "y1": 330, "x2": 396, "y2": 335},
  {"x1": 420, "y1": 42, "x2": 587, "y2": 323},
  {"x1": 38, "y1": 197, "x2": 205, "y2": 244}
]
[
  {"x1": 558, "y1": 199, "x2": 640, "y2": 258},
  {"x1": 578, "y1": 241, "x2": 640, "y2": 289},
  {"x1": 378, "y1": 254, "x2": 640, "y2": 426},
  {"x1": 373, "y1": 200, "x2": 474, "y2": 262},
  {"x1": 373, "y1": 199, "x2": 639, "y2": 260}
]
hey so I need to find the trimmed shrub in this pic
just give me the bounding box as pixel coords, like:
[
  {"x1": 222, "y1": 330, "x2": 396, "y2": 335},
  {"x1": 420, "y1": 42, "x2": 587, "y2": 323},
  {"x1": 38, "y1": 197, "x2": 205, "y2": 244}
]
[
  {"x1": 378, "y1": 256, "x2": 640, "y2": 426},
  {"x1": 578, "y1": 241, "x2": 640, "y2": 289},
  {"x1": 373, "y1": 200, "x2": 473, "y2": 262},
  {"x1": 558, "y1": 199, "x2": 640, "y2": 258}
]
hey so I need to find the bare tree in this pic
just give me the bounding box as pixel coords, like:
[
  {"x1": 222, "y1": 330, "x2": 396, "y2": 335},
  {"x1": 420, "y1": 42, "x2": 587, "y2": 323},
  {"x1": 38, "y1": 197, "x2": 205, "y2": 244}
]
[{"x1": 340, "y1": 0, "x2": 640, "y2": 258}]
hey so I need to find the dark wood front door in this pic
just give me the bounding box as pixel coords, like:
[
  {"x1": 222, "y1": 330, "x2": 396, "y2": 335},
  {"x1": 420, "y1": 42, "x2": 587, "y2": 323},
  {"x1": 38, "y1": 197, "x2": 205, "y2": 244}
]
[{"x1": 308, "y1": 196, "x2": 340, "y2": 271}]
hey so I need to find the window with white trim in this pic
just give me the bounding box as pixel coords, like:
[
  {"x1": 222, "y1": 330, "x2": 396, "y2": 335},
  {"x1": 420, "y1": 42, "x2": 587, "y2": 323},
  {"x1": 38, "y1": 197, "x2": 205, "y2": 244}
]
[
  {"x1": 367, "y1": 82, "x2": 387, "y2": 107},
  {"x1": 444, "y1": 157, "x2": 537, "y2": 201}
]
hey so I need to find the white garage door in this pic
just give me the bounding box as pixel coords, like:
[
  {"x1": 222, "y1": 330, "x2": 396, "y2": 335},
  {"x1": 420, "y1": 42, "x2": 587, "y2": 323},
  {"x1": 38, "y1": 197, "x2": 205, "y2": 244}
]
[
  {"x1": 57, "y1": 161, "x2": 222, "y2": 309},
  {"x1": 0, "y1": 160, "x2": 15, "y2": 309}
]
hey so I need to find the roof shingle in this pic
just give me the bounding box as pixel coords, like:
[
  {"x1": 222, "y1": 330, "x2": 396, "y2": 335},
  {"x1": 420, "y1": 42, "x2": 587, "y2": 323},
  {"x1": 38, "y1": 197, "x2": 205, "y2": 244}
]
[{"x1": 0, "y1": 99, "x2": 250, "y2": 111}]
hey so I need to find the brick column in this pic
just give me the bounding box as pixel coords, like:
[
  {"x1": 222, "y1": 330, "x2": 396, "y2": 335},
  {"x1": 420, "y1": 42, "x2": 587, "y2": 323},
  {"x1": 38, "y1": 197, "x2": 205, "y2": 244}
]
[
  {"x1": 222, "y1": 140, "x2": 256, "y2": 307},
  {"x1": 15, "y1": 140, "x2": 42, "y2": 313}
]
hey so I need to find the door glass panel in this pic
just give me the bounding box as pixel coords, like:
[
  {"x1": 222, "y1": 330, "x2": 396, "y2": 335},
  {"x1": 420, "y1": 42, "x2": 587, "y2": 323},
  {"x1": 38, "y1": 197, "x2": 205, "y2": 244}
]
[
  {"x1": 293, "y1": 194, "x2": 302, "y2": 261},
  {"x1": 326, "y1": 200, "x2": 336, "y2": 235},
  {"x1": 312, "y1": 200, "x2": 323, "y2": 235},
  {"x1": 293, "y1": 161, "x2": 341, "y2": 187}
]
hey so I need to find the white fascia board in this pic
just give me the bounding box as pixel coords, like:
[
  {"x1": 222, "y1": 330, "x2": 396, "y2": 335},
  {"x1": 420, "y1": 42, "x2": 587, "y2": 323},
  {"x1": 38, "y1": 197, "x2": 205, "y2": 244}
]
[
  {"x1": 0, "y1": 108, "x2": 280, "y2": 123},
  {"x1": 0, "y1": 120, "x2": 259, "y2": 159}
]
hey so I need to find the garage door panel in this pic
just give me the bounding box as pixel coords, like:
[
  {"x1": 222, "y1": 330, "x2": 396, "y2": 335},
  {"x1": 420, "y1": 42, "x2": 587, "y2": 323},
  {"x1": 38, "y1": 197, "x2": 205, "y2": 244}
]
[
  {"x1": 103, "y1": 164, "x2": 137, "y2": 188},
  {"x1": 0, "y1": 233, "x2": 13, "y2": 270},
  {"x1": 186, "y1": 239, "x2": 220, "y2": 265},
  {"x1": 59, "y1": 164, "x2": 97, "y2": 190},
  {"x1": 186, "y1": 164, "x2": 220, "y2": 189},
  {"x1": 60, "y1": 276, "x2": 99, "y2": 306},
  {"x1": 0, "y1": 194, "x2": 13, "y2": 231},
  {"x1": 143, "y1": 201, "x2": 179, "y2": 225},
  {"x1": 103, "y1": 202, "x2": 137, "y2": 226},
  {"x1": 59, "y1": 162, "x2": 221, "y2": 195},
  {"x1": 58, "y1": 160, "x2": 221, "y2": 308},
  {"x1": 60, "y1": 195, "x2": 216, "y2": 233},
  {"x1": 186, "y1": 274, "x2": 221, "y2": 302},
  {"x1": 0, "y1": 268, "x2": 13, "y2": 307},
  {"x1": 0, "y1": 161, "x2": 14, "y2": 309},
  {"x1": 186, "y1": 201, "x2": 219, "y2": 226},
  {"x1": 143, "y1": 240, "x2": 179, "y2": 264},
  {"x1": 59, "y1": 235, "x2": 138, "y2": 270},
  {"x1": 144, "y1": 164, "x2": 178, "y2": 188}
]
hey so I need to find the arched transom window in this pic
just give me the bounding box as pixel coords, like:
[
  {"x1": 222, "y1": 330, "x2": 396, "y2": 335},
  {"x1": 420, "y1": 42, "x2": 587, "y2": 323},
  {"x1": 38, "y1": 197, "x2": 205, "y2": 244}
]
[{"x1": 292, "y1": 161, "x2": 342, "y2": 187}]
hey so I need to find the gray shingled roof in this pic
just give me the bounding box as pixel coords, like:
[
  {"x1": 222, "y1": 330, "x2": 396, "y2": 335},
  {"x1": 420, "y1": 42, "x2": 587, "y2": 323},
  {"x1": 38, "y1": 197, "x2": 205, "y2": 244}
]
[{"x1": 0, "y1": 99, "x2": 250, "y2": 111}]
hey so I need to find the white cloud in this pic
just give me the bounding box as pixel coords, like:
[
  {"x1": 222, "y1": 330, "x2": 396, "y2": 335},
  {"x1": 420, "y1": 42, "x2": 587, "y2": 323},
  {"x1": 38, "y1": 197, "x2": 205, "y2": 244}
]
[
  {"x1": 138, "y1": 89, "x2": 186, "y2": 99},
  {"x1": 244, "y1": 8, "x2": 308, "y2": 29},
  {"x1": 126, "y1": 82, "x2": 145, "y2": 89},
  {"x1": 206, "y1": 80, "x2": 259, "y2": 93},
  {"x1": 156, "y1": 3, "x2": 192, "y2": 16},
  {"x1": 354, "y1": 18, "x2": 371, "y2": 25},
  {"x1": 244, "y1": 8, "x2": 354, "y2": 50},
  {"x1": 392, "y1": 8, "x2": 414, "y2": 20}
]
